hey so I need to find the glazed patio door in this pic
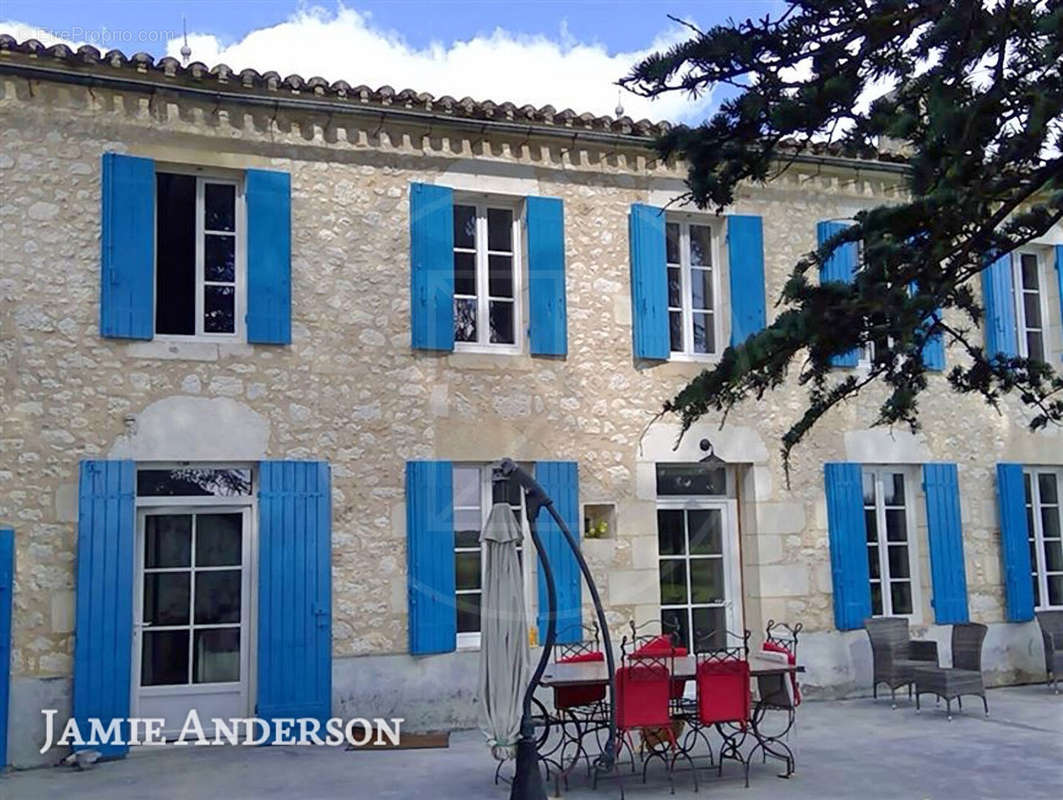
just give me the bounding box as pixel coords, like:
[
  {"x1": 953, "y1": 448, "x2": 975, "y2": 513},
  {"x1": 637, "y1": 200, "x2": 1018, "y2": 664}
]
[{"x1": 133, "y1": 507, "x2": 251, "y2": 735}]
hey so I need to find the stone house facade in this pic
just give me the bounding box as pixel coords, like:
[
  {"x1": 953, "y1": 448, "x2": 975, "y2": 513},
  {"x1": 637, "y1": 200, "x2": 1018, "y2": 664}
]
[{"x1": 0, "y1": 36, "x2": 1061, "y2": 768}]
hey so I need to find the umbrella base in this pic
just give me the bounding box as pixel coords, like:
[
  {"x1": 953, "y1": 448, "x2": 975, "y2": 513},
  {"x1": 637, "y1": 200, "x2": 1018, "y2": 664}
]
[{"x1": 509, "y1": 737, "x2": 547, "y2": 800}]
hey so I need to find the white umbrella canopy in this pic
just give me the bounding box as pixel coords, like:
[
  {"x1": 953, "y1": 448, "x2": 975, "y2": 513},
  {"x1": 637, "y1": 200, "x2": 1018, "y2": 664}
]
[{"x1": 478, "y1": 501, "x2": 530, "y2": 761}]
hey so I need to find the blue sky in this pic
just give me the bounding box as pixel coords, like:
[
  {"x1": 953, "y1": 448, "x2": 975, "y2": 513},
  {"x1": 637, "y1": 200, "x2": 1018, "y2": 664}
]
[{"x1": 1, "y1": 1, "x2": 777, "y2": 121}]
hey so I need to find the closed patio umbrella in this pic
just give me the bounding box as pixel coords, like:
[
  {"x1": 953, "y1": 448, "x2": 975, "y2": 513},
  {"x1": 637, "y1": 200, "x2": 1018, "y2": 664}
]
[{"x1": 478, "y1": 502, "x2": 530, "y2": 762}]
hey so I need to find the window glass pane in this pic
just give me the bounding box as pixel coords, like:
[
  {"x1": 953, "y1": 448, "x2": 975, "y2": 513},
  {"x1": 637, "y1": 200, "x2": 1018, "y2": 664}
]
[
  {"x1": 883, "y1": 473, "x2": 905, "y2": 506},
  {"x1": 194, "y1": 570, "x2": 241, "y2": 624},
  {"x1": 455, "y1": 551, "x2": 481, "y2": 591},
  {"x1": 657, "y1": 510, "x2": 685, "y2": 555},
  {"x1": 656, "y1": 464, "x2": 726, "y2": 495},
  {"x1": 870, "y1": 582, "x2": 883, "y2": 616},
  {"x1": 661, "y1": 608, "x2": 689, "y2": 652},
  {"x1": 1043, "y1": 540, "x2": 1063, "y2": 573},
  {"x1": 193, "y1": 628, "x2": 240, "y2": 683},
  {"x1": 1047, "y1": 575, "x2": 1063, "y2": 607},
  {"x1": 1032, "y1": 576, "x2": 1040, "y2": 607},
  {"x1": 142, "y1": 630, "x2": 189, "y2": 686},
  {"x1": 204, "y1": 183, "x2": 235, "y2": 232},
  {"x1": 1023, "y1": 293, "x2": 1042, "y2": 329},
  {"x1": 204, "y1": 235, "x2": 235, "y2": 282},
  {"x1": 692, "y1": 606, "x2": 726, "y2": 652},
  {"x1": 453, "y1": 468, "x2": 480, "y2": 507},
  {"x1": 145, "y1": 514, "x2": 192, "y2": 568},
  {"x1": 488, "y1": 255, "x2": 513, "y2": 298},
  {"x1": 885, "y1": 509, "x2": 908, "y2": 542},
  {"x1": 659, "y1": 559, "x2": 688, "y2": 605},
  {"x1": 488, "y1": 300, "x2": 515, "y2": 344},
  {"x1": 138, "y1": 469, "x2": 251, "y2": 498},
  {"x1": 862, "y1": 472, "x2": 875, "y2": 505},
  {"x1": 688, "y1": 510, "x2": 722, "y2": 555},
  {"x1": 1027, "y1": 332, "x2": 1045, "y2": 362},
  {"x1": 867, "y1": 545, "x2": 880, "y2": 579},
  {"x1": 455, "y1": 298, "x2": 477, "y2": 342},
  {"x1": 456, "y1": 592, "x2": 481, "y2": 633},
  {"x1": 204, "y1": 286, "x2": 235, "y2": 333},
  {"x1": 689, "y1": 225, "x2": 712, "y2": 266},
  {"x1": 1024, "y1": 472, "x2": 1032, "y2": 503},
  {"x1": 1043, "y1": 507, "x2": 1061, "y2": 542},
  {"x1": 143, "y1": 573, "x2": 190, "y2": 625},
  {"x1": 454, "y1": 251, "x2": 477, "y2": 296},
  {"x1": 453, "y1": 205, "x2": 476, "y2": 250},
  {"x1": 887, "y1": 545, "x2": 910, "y2": 579},
  {"x1": 666, "y1": 222, "x2": 680, "y2": 264},
  {"x1": 689, "y1": 559, "x2": 724, "y2": 604},
  {"x1": 155, "y1": 173, "x2": 196, "y2": 336},
  {"x1": 692, "y1": 312, "x2": 713, "y2": 353},
  {"x1": 486, "y1": 208, "x2": 512, "y2": 251},
  {"x1": 669, "y1": 312, "x2": 683, "y2": 352},
  {"x1": 890, "y1": 581, "x2": 913, "y2": 614},
  {"x1": 1038, "y1": 474, "x2": 1059, "y2": 505},
  {"x1": 865, "y1": 509, "x2": 878, "y2": 543},
  {"x1": 455, "y1": 528, "x2": 480, "y2": 549},
  {"x1": 1020, "y1": 254, "x2": 1039, "y2": 289},
  {"x1": 667, "y1": 267, "x2": 682, "y2": 307},
  {"x1": 690, "y1": 268, "x2": 712, "y2": 311},
  {"x1": 196, "y1": 513, "x2": 242, "y2": 567}
]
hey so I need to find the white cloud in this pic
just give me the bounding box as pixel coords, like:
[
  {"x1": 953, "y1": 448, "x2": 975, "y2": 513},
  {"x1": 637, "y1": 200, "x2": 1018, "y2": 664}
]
[{"x1": 3, "y1": 5, "x2": 713, "y2": 124}]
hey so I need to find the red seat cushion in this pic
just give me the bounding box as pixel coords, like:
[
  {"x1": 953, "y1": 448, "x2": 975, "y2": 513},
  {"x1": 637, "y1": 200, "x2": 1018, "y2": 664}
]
[
  {"x1": 633, "y1": 635, "x2": 688, "y2": 657},
  {"x1": 558, "y1": 650, "x2": 605, "y2": 664},
  {"x1": 554, "y1": 650, "x2": 606, "y2": 708},
  {"x1": 696, "y1": 658, "x2": 751, "y2": 726}
]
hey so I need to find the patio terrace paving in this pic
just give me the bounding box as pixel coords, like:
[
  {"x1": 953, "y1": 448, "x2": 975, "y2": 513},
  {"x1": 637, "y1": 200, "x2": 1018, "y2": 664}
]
[{"x1": 1, "y1": 685, "x2": 1059, "y2": 799}]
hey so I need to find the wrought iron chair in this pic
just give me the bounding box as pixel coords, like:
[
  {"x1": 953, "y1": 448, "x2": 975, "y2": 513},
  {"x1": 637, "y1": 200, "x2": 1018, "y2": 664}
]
[
  {"x1": 1035, "y1": 610, "x2": 1063, "y2": 693},
  {"x1": 864, "y1": 617, "x2": 939, "y2": 707},
  {"x1": 747, "y1": 621, "x2": 802, "y2": 781},
  {"x1": 914, "y1": 622, "x2": 989, "y2": 720},
  {"x1": 627, "y1": 618, "x2": 689, "y2": 715},
  {"x1": 552, "y1": 622, "x2": 610, "y2": 780},
  {"x1": 685, "y1": 630, "x2": 752, "y2": 785}
]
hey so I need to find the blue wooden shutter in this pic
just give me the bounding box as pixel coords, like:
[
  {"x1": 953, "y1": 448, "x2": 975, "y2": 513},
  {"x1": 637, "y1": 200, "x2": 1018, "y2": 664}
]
[
  {"x1": 535, "y1": 462, "x2": 582, "y2": 645},
  {"x1": 981, "y1": 253, "x2": 1018, "y2": 357},
  {"x1": 100, "y1": 153, "x2": 154, "y2": 340},
  {"x1": 921, "y1": 316, "x2": 946, "y2": 371},
  {"x1": 246, "y1": 169, "x2": 292, "y2": 344},
  {"x1": 1055, "y1": 246, "x2": 1063, "y2": 362},
  {"x1": 818, "y1": 221, "x2": 861, "y2": 367},
  {"x1": 405, "y1": 461, "x2": 456, "y2": 654},
  {"x1": 996, "y1": 462, "x2": 1034, "y2": 622},
  {"x1": 526, "y1": 196, "x2": 568, "y2": 357},
  {"x1": 257, "y1": 461, "x2": 332, "y2": 729},
  {"x1": 727, "y1": 215, "x2": 766, "y2": 346},
  {"x1": 629, "y1": 204, "x2": 669, "y2": 360},
  {"x1": 73, "y1": 460, "x2": 135, "y2": 757},
  {"x1": 0, "y1": 528, "x2": 12, "y2": 767},
  {"x1": 410, "y1": 183, "x2": 455, "y2": 351},
  {"x1": 824, "y1": 462, "x2": 871, "y2": 630},
  {"x1": 922, "y1": 463, "x2": 969, "y2": 623}
]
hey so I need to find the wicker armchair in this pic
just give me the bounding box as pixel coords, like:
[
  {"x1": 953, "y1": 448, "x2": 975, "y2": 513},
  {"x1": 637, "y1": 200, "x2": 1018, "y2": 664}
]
[
  {"x1": 914, "y1": 623, "x2": 989, "y2": 720},
  {"x1": 864, "y1": 617, "x2": 940, "y2": 708},
  {"x1": 1035, "y1": 611, "x2": 1063, "y2": 693}
]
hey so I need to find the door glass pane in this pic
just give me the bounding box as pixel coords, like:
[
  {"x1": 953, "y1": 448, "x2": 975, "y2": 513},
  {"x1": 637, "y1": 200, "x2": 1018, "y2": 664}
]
[
  {"x1": 661, "y1": 608, "x2": 689, "y2": 652},
  {"x1": 689, "y1": 225, "x2": 711, "y2": 266},
  {"x1": 1043, "y1": 540, "x2": 1063, "y2": 573},
  {"x1": 867, "y1": 545, "x2": 880, "y2": 579},
  {"x1": 1023, "y1": 293, "x2": 1042, "y2": 329},
  {"x1": 193, "y1": 628, "x2": 240, "y2": 683},
  {"x1": 1038, "y1": 474, "x2": 1059, "y2": 505},
  {"x1": 142, "y1": 630, "x2": 190, "y2": 686},
  {"x1": 688, "y1": 510, "x2": 722, "y2": 555},
  {"x1": 689, "y1": 559, "x2": 724, "y2": 604},
  {"x1": 145, "y1": 515, "x2": 192, "y2": 568},
  {"x1": 656, "y1": 464, "x2": 726, "y2": 495},
  {"x1": 1047, "y1": 575, "x2": 1063, "y2": 607},
  {"x1": 455, "y1": 551, "x2": 481, "y2": 591},
  {"x1": 204, "y1": 235, "x2": 235, "y2": 282},
  {"x1": 456, "y1": 592, "x2": 481, "y2": 633},
  {"x1": 862, "y1": 472, "x2": 875, "y2": 505},
  {"x1": 865, "y1": 509, "x2": 878, "y2": 543},
  {"x1": 204, "y1": 183, "x2": 235, "y2": 232},
  {"x1": 870, "y1": 582, "x2": 883, "y2": 616},
  {"x1": 692, "y1": 606, "x2": 726, "y2": 652},
  {"x1": 454, "y1": 297, "x2": 477, "y2": 341},
  {"x1": 883, "y1": 473, "x2": 906, "y2": 506},
  {"x1": 194, "y1": 570, "x2": 241, "y2": 624},
  {"x1": 454, "y1": 251, "x2": 477, "y2": 296},
  {"x1": 488, "y1": 300, "x2": 514, "y2": 344},
  {"x1": 669, "y1": 311, "x2": 683, "y2": 351},
  {"x1": 890, "y1": 582, "x2": 913, "y2": 614},
  {"x1": 1020, "y1": 254, "x2": 1039, "y2": 288},
  {"x1": 659, "y1": 560, "x2": 688, "y2": 604},
  {"x1": 690, "y1": 269, "x2": 712, "y2": 311},
  {"x1": 488, "y1": 255, "x2": 513, "y2": 297},
  {"x1": 204, "y1": 285, "x2": 235, "y2": 333},
  {"x1": 657, "y1": 510, "x2": 686, "y2": 555},
  {"x1": 143, "y1": 573, "x2": 190, "y2": 625},
  {"x1": 667, "y1": 267, "x2": 682, "y2": 307},
  {"x1": 196, "y1": 513, "x2": 242, "y2": 566},
  {"x1": 486, "y1": 208, "x2": 512, "y2": 252},
  {"x1": 885, "y1": 509, "x2": 908, "y2": 542},
  {"x1": 453, "y1": 205, "x2": 476, "y2": 249},
  {"x1": 665, "y1": 222, "x2": 680, "y2": 264},
  {"x1": 692, "y1": 312, "x2": 712, "y2": 353},
  {"x1": 1042, "y1": 507, "x2": 1061, "y2": 541},
  {"x1": 453, "y1": 468, "x2": 480, "y2": 507},
  {"x1": 887, "y1": 545, "x2": 910, "y2": 579}
]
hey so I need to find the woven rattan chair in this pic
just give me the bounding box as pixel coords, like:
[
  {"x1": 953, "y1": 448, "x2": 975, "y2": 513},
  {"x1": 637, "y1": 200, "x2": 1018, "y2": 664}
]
[
  {"x1": 1035, "y1": 611, "x2": 1063, "y2": 693},
  {"x1": 864, "y1": 617, "x2": 939, "y2": 708},
  {"x1": 914, "y1": 623, "x2": 989, "y2": 720}
]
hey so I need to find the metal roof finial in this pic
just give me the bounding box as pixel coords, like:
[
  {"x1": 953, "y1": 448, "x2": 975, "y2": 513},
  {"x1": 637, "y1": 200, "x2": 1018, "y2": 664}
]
[
  {"x1": 614, "y1": 88, "x2": 624, "y2": 118},
  {"x1": 180, "y1": 17, "x2": 192, "y2": 64}
]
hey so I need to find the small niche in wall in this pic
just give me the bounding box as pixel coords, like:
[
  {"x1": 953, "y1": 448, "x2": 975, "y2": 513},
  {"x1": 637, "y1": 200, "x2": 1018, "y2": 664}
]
[{"x1": 583, "y1": 503, "x2": 616, "y2": 540}]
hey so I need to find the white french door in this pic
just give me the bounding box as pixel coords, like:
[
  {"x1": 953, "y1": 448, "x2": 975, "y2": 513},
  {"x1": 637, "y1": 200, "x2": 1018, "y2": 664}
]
[
  {"x1": 133, "y1": 506, "x2": 252, "y2": 735},
  {"x1": 656, "y1": 498, "x2": 742, "y2": 652}
]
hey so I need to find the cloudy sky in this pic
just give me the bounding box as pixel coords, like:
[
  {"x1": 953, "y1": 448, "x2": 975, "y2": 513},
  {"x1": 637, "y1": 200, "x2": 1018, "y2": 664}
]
[{"x1": 0, "y1": 1, "x2": 781, "y2": 123}]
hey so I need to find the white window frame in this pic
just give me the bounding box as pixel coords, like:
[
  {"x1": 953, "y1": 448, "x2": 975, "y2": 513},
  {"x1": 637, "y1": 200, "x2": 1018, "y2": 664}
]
[
  {"x1": 863, "y1": 466, "x2": 922, "y2": 621},
  {"x1": 153, "y1": 168, "x2": 247, "y2": 343},
  {"x1": 666, "y1": 215, "x2": 722, "y2": 360},
  {"x1": 1025, "y1": 466, "x2": 1063, "y2": 610},
  {"x1": 454, "y1": 463, "x2": 536, "y2": 651},
  {"x1": 453, "y1": 197, "x2": 523, "y2": 355},
  {"x1": 1012, "y1": 250, "x2": 1049, "y2": 361}
]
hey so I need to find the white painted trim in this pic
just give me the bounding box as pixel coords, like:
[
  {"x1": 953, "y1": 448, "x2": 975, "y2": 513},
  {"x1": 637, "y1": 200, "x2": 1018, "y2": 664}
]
[
  {"x1": 1012, "y1": 249, "x2": 1050, "y2": 361},
  {"x1": 1025, "y1": 466, "x2": 1063, "y2": 611},
  {"x1": 665, "y1": 215, "x2": 723, "y2": 358},
  {"x1": 863, "y1": 466, "x2": 923, "y2": 623}
]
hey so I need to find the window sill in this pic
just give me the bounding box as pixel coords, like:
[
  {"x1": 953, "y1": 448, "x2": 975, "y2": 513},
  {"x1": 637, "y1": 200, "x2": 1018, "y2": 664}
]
[
  {"x1": 668, "y1": 352, "x2": 721, "y2": 364},
  {"x1": 454, "y1": 343, "x2": 523, "y2": 357},
  {"x1": 124, "y1": 339, "x2": 254, "y2": 362}
]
